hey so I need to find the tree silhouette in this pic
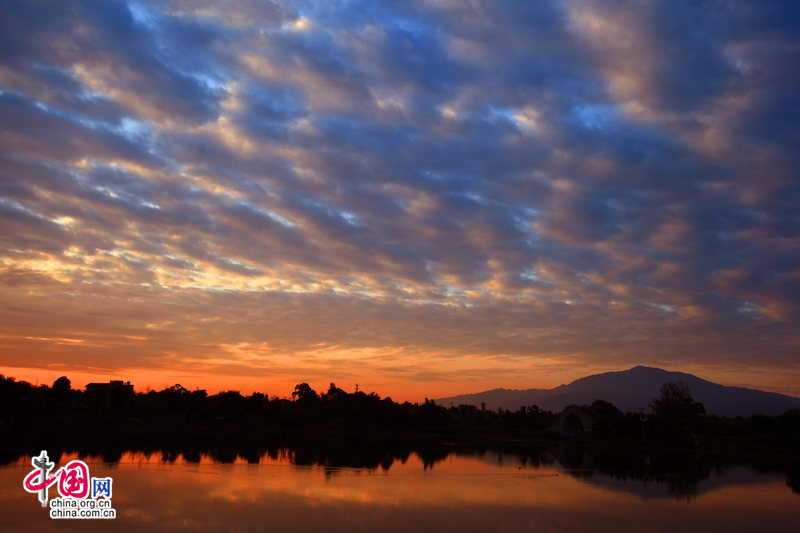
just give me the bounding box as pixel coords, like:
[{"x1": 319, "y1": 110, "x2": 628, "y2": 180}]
[
  {"x1": 292, "y1": 383, "x2": 319, "y2": 403},
  {"x1": 650, "y1": 381, "x2": 705, "y2": 420},
  {"x1": 52, "y1": 376, "x2": 71, "y2": 393},
  {"x1": 323, "y1": 382, "x2": 347, "y2": 401},
  {"x1": 649, "y1": 381, "x2": 706, "y2": 441},
  {"x1": 49, "y1": 376, "x2": 73, "y2": 408}
]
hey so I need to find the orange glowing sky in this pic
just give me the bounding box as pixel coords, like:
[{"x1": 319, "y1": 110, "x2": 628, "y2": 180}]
[{"x1": 1, "y1": 1, "x2": 799, "y2": 400}]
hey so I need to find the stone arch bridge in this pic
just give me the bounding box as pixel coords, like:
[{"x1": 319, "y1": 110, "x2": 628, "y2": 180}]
[{"x1": 550, "y1": 405, "x2": 598, "y2": 437}]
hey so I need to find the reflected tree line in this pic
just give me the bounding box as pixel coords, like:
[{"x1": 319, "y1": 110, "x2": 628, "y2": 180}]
[{"x1": 1, "y1": 374, "x2": 798, "y2": 499}]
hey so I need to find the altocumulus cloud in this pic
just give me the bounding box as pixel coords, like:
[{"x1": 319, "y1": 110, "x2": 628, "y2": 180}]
[{"x1": 0, "y1": 0, "x2": 798, "y2": 396}]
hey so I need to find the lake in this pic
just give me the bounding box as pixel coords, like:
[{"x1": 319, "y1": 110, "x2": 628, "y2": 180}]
[{"x1": 1, "y1": 446, "x2": 798, "y2": 532}]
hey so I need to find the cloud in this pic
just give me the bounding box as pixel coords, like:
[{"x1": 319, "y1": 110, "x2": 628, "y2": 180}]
[{"x1": 1, "y1": 0, "x2": 798, "y2": 397}]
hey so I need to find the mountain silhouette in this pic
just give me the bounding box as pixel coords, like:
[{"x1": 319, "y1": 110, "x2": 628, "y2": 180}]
[{"x1": 435, "y1": 366, "x2": 800, "y2": 416}]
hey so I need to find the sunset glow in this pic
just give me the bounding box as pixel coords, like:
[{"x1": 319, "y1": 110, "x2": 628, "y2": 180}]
[{"x1": 1, "y1": 1, "x2": 799, "y2": 399}]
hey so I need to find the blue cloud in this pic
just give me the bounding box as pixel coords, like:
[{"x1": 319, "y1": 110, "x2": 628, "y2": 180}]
[{"x1": 1, "y1": 0, "x2": 798, "y2": 383}]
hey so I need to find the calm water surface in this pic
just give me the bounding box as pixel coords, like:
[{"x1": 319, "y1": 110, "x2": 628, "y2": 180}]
[{"x1": 1, "y1": 449, "x2": 797, "y2": 532}]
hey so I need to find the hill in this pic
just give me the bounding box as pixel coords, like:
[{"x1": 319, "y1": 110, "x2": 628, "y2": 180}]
[{"x1": 435, "y1": 366, "x2": 800, "y2": 416}]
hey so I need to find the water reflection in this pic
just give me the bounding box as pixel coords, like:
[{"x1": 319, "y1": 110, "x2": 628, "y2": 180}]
[
  {"x1": 5, "y1": 439, "x2": 797, "y2": 500},
  {"x1": 1, "y1": 443, "x2": 798, "y2": 532}
]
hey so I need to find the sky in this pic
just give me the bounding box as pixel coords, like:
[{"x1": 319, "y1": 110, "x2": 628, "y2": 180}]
[{"x1": 0, "y1": 0, "x2": 799, "y2": 400}]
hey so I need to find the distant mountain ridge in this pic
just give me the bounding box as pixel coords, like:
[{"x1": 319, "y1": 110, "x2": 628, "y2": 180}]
[{"x1": 435, "y1": 366, "x2": 800, "y2": 416}]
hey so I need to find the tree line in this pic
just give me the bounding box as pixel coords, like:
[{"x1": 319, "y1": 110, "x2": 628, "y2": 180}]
[{"x1": 1, "y1": 374, "x2": 798, "y2": 451}]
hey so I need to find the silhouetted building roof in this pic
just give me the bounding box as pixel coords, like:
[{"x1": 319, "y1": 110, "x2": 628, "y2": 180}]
[{"x1": 85, "y1": 380, "x2": 133, "y2": 393}]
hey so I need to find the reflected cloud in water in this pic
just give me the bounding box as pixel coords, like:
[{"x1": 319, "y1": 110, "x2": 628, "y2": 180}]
[{"x1": 1, "y1": 445, "x2": 798, "y2": 532}]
